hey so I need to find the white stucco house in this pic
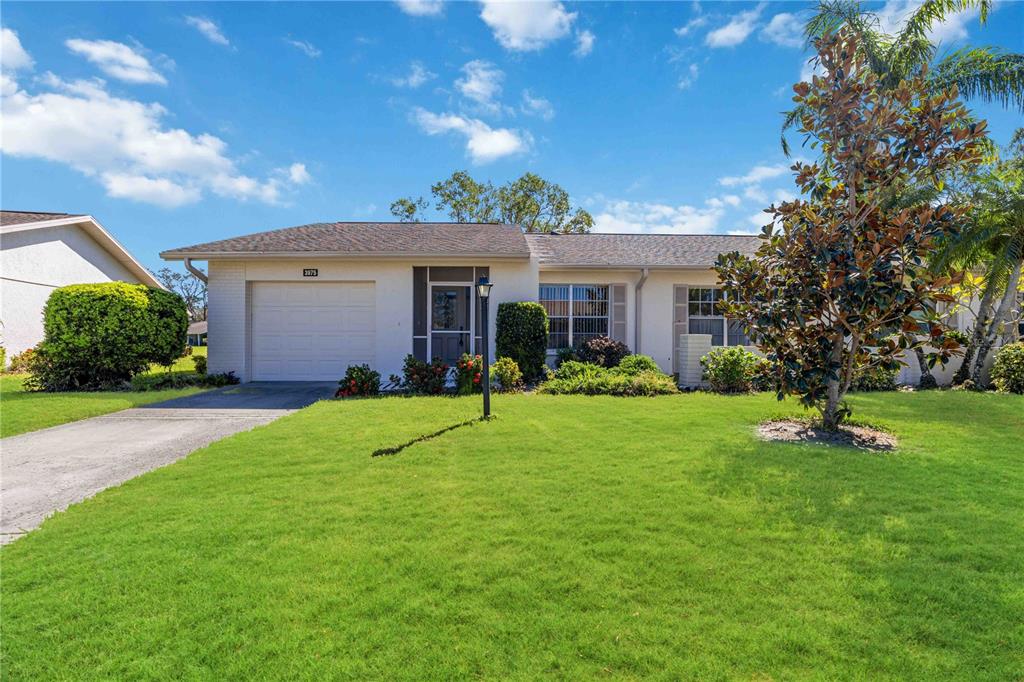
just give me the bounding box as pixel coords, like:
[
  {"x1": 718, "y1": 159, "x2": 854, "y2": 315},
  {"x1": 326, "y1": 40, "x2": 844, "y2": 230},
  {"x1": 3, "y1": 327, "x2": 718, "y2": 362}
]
[
  {"x1": 1, "y1": 211, "x2": 161, "y2": 364},
  {"x1": 161, "y1": 221, "x2": 767, "y2": 385}
]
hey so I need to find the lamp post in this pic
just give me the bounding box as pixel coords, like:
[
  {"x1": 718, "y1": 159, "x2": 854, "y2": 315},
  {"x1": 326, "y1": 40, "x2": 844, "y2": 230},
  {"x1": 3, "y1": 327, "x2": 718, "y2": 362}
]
[{"x1": 477, "y1": 276, "x2": 493, "y2": 418}]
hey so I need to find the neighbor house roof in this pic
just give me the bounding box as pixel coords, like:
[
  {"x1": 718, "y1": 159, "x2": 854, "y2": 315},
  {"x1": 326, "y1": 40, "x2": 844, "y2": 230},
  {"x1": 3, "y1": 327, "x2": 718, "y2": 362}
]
[
  {"x1": 161, "y1": 222, "x2": 532, "y2": 259},
  {"x1": 188, "y1": 320, "x2": 208, "y2": 335},
  {"x1": 525, "y1": 233, "x2": 760, "y2": 268},
  {"x1": 0, "y1": 210, "x2": 161, "y2": 288},
  {"x1": 0, "y1": 210, "x2": 85, "y2": 226}
]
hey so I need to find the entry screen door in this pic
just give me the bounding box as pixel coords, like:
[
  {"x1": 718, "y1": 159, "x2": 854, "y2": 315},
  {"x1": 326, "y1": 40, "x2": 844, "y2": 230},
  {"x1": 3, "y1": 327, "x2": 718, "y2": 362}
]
[{"x1": 430, "y1": 285, "x2": 471, "y2": 365}]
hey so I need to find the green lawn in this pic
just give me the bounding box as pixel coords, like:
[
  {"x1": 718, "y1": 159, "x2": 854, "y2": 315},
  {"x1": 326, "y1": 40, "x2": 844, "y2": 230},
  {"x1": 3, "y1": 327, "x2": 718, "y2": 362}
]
[
  {"x1": 2, "y1": 392, "x2": 1022, "y2": 679},
  {"x1": 0, "y1": 347, "x2": 209, "y2": 438}
]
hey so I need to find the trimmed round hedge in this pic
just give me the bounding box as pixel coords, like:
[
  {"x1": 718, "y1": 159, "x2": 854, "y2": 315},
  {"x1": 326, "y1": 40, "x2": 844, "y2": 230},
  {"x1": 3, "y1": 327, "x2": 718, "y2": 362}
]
[
  {"x1": 495, "y1": 301, "x2": 548, "y2": 381},
  {"x1": 29, "y1": 282, "x2": 188, "y2": 390}
]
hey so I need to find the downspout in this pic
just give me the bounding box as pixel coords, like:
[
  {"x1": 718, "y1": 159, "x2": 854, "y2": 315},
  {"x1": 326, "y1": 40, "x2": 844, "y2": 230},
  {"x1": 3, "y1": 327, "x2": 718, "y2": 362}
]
[
  {"x1": 184, "y1": 257, "x2": 208, "y2": 284},
  {"x1": 635, "y1": 268, "x2": 649, "y2": 354}
]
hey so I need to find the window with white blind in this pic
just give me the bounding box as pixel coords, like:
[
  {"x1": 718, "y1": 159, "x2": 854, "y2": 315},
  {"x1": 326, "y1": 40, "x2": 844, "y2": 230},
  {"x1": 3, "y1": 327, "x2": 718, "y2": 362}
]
[
  {"x1": 539, "y1": 284, "x2": 609, "y2": 349},
  {"x1": 688, "y1": 287, "x2": 750, "y2": 346}
]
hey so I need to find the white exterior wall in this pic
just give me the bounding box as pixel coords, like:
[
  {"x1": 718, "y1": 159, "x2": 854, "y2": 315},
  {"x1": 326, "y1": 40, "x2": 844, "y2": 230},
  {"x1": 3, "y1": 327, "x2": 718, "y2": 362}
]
[
  {"x1": 0, "y1": 225, "x2": 139, "y2": 360},
  {"x1": 205, "y1": 258, "x2": 537, "y2": 382}
]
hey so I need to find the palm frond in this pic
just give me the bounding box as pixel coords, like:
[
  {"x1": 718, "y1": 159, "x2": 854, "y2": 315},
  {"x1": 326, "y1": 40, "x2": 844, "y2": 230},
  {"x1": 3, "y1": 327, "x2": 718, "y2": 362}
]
[
  {"x1": 931, "y1": 48, "x2": 1024, "y2": 110},
  {"x1": 806, "y1": 0, "x2": 893, "y2": 77}
]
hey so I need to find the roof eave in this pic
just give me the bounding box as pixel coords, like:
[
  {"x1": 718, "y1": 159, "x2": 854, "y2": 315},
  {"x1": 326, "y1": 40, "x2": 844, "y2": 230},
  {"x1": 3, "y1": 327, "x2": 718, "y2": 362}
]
[
  {"x1": 537, "y1": 262, "x2": 721, "y2": 270},
  {"x1": 160, "y1": 250, "x2": 533, "y2": 261}
]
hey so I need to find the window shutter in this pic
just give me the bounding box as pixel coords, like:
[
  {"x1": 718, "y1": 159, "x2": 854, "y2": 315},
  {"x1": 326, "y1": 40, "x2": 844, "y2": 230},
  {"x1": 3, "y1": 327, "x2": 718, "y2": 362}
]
[
  {"x1": 673, "y1": 285, "x2": 688, "y2": 374},
  {"x1": 610, "y1": 284, "x2": 627, "y2": 343}
]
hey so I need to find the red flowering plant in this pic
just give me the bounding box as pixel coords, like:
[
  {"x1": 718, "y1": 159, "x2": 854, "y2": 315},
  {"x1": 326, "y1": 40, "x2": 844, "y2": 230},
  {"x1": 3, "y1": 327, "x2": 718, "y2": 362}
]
[
  {"x1": 401, "y1": 354, "x2": 449, "y2": 394},
  {"x1": 454, "y1": 353, "x2": 484, "y2": 395},
  {"x1": 335, "y1": 364, "x2": 381, "y2": 398}
]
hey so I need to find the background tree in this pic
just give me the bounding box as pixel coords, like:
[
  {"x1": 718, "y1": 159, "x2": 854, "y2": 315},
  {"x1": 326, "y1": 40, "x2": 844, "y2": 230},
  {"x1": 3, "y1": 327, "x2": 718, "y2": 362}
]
[
  {"x1": 719, "y1": 29, "x2": 986, "y2": 429},
  {"x1": 155, "y1": 267, "x2": 207, "y2": 322},
  {"x1": 391, "y1": 170, "x2": 593, "y2": 233},
  {"x1": 783, "y1": 0, "x2": 1022, "y2": 153}
]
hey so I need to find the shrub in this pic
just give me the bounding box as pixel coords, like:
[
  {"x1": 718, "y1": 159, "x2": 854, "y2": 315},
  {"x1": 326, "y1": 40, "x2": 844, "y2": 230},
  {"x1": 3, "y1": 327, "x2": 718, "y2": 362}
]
[
  {"x1": 616, "y1": 354, "x2": 660, "y2": 376},
  {"x1": 402, "y1": 354, "x2": 448, "y2": 395},
  {"x1": 337, "y1": 364, "x2": 381, "y2": 398},
  {"x1": 6, "y1": 346, "x2": 36, "y2": 373},
  {"x1": 491, "y1": 356, "x2": 523, "y2": 392},
  {"x1": 495, "y1": 302, "x2": 548, "y2": 381},
  {"x1": 990, "y1": 342, "x2": 1024, "y2": 394},
  {"x1": 851, "y1": 364, "x2": 899, "y2": 392},
  {"x1": 578, "y1": 336, "x2": 631, "y2": 368},
  {"x1": 750, "y1": 358, "x2": 778, "y2": 393},
  {"x1": 540, "y1": 368, "x2": 677, "y2": 396},
  {"x1": 700, "y1": 346, "x2": 763, "y2": 394},
  {"x1": 945, "y1": 328, "x2": 970, "y2": 346},
  {"x1": 454, "y1": 354, "x2": 484, "y2": 395},
  {"x1": 130, "y1": 371, "x2": 239, "y2": 391},
  {"x1": 555, "y1": 347, "x2": 579, "y2": 366},
  {"x1": 30, "y1": 283, "x2": 188, "y2": 391},
  {"x1": 0, "y1": 346, "x2": 4, "y2": 371},
  {"x1": 552, "y1": 360, "x2": 605, "y2": 381},
  {"x1": 193, "y1": 354, "x2": 208, "y2": 375}
]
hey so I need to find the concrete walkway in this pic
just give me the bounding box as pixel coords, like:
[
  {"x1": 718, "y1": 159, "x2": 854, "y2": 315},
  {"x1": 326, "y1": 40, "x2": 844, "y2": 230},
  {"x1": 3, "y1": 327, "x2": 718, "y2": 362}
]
[{"x1": 0, "y1": 382, "x2": 335, "y2": 544}]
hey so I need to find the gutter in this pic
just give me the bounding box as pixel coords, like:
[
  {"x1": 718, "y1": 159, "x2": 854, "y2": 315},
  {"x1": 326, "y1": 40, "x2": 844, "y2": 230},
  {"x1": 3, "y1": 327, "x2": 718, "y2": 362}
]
[
  {"x1": 635, "y1": 267, "x2": 649, "y2": 353},
  {"x1": 184, "y1": 258, "x2": 208, "y2": 284}
]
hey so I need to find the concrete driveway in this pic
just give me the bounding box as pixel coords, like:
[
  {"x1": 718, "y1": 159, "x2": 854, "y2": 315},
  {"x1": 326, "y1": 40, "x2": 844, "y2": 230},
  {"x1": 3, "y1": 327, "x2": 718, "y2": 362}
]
[{"x1": 0, "y1": 382, "x2": 335, "y2": 545}]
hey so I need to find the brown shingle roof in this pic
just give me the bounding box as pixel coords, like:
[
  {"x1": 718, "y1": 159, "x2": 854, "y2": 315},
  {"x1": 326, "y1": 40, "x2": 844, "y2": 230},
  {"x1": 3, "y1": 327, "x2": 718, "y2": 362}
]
[
  {"x1": 161, "y1": 222, "x2": 531, "y2": 258},
  {"x1": 525, "y1": 233, "x2": 761, "y2": 268},
  {"x1": 1, "y1": 210, "x2": 84, "y2": 226}
]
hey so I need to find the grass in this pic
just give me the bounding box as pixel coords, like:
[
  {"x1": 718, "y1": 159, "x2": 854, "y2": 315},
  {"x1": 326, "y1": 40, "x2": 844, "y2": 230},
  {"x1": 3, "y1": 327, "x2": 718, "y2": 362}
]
[
  {"x1": 0, "y1": 347, "x2": 209, "y2": 438},
  {"x1": 1, "y1": 391, "x2": 1022, "y2": 679}
]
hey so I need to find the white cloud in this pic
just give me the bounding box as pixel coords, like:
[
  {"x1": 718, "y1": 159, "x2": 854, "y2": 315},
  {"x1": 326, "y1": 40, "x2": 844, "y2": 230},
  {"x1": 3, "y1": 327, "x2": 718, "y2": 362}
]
[
  {"x1": 760, "y1": 12, "x2": 805, "y2": 48},
  {"x1": 285, "y1": 38, "x2": 321, "y2": 58},
  {"x1": 520, "y1": 89, "x2": 554, "y2": 120},
  {"x1": 677, "y1": 63, "x2": 699, "y2": 90},
  {"x1": 391, "y1": 61, "x2": 436, "y2": 88},
  {"x1": 799, "y1": 55, "x2": 826, "y2": 83},
  {"x1": 65, "y1": 39, "x2": 167, "y2": 85},
  {"x1": 479, "y1": 0, "x2": 576, "y2": 51},
  {"x1": 456, "y1": 60, "x2": 504, "y2": 113},
  {"x1": 1, "y1": 28, "x2": 33, "y2": 72},
  {"x1": 748, "y1": 209, "x2": 771, "y2": 227},
  {"x1": 705, "y1": 2, "x2": 765, "y2": 48},
  {"x1": 0, "y1": 71, "x2": 308, "y2": 207},
  {"x1": 744, "y1": 185, "x2": 768, "y2": 202},
  {"x1": 592, "y1": 198, "x2": 726, "y2": 234},
  {"x1": 722, "y1": 194, "x2": 741, "y2": 206},
  {"x1": 719, "y1": 163, "x2": 788, "y2": 186},
  {"x1": 876, "y1": 0, "x2": 979, "y2": 44},
  {"x1": 287, "y1": 162, "x2": 311, "y2": 184},
  {"x1": 729, "y1": 227, "x2": 762, "y2": 235},
  {"x1": 674, "y1": 16, "x2": 708, "y2": 38},
  {"x1": 412, "y1": 107, "x2": 530, "y2": 163},
  {"x1": 185, "y1": 16, "x2": 230, "y2": 47},
  {"x1": 573, "y1": 29, "x2": 595, "y2": 57},
  {"x1": 396, "y1": 0, "x2": 444, "y2": 17}
]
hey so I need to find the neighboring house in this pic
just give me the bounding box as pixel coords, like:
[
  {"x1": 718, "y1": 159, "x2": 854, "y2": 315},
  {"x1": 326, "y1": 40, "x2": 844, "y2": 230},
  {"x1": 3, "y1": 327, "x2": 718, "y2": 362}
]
[
  {"x1": 187, "y1": 320, "x2": 208, "y2": 347},
  {"x1": 1, "y1": 211, "x2": 161, "y2": 364},
  {"x1": 160, "y1": 221, "x2": 762, "y2": 384}
]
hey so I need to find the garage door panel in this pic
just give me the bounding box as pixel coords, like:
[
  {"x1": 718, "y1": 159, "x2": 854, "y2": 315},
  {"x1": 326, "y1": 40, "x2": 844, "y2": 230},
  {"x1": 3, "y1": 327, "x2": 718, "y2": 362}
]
[{"x1": 251, "y1": 282, "x2": 376, "y2": 381}]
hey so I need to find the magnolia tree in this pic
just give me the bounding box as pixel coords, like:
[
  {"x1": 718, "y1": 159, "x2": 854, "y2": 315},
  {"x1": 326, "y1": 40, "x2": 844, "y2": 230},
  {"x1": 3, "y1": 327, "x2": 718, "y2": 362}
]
[{"x1": 717, "y1": 29, "x2": 986, "y2": 429}]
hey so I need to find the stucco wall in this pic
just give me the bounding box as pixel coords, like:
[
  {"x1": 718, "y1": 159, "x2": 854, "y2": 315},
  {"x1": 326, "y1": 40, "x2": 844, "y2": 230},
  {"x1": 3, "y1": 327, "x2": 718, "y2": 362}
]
[
  {"x1": 0, "y1": 225, "x2": 139, "y2": 360},
  {"x1": 206, "y1": 258, "x2": 538, "y2": 381}
]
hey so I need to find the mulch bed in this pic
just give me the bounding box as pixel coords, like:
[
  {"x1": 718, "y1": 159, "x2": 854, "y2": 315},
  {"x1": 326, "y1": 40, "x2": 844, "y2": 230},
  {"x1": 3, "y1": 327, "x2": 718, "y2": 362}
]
[{"x1": 758, "y1": 419, "x2": 898, "y2": 452}]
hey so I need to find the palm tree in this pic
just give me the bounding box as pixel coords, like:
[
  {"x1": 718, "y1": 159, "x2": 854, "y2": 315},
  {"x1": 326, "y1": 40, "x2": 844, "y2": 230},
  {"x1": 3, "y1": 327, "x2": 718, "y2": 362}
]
[{"x1": 783, "y1": 0, "x2": 1024, "y2": 154}]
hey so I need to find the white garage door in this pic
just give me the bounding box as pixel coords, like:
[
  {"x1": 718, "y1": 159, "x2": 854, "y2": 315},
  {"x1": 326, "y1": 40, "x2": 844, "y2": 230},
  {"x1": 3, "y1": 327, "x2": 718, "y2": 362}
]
[{"x1": 250, "y1": 282, "x2": 375, "y2": 381}]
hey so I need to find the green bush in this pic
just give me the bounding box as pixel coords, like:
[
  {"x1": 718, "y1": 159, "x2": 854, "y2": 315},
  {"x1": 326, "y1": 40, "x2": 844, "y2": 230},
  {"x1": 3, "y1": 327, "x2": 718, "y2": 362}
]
[
  {"x1": 337, "y1": 364, "x2": 381, "y2": 398},
  {"x1": 700, "y1": 346, "x2": 763, "y2": 394},
  {"x1": 491, "y1": 356, "x2": 523, "y2": 392},
  {"x1": 990, "y1": 342, "x2": 1024, "y2": 394},
  {"x1": 454, "y1": 354, "x2": 483, "y2": 395},
  {"x1": 851, "y1": 364, "x2": 899, "y2": 392},
  {"x1": 541, "y1": 359, "x2": 677, "y2": 396},
  {"x1": 402, "y1": 354, "x2": 448, "y2": 395},
  {"x1": 578, "y1": 336, "x2": 631, "y2": 368},
  {"x1": 193, "y1": 354, "x2": 208, "y2": 375},
  {"x1": 130, "y1": 371, "x2": 238, "y2": 391},
  {"x1": 495, "y1": 302, "x2": 548, "y2": 381},
  {"x1": 552, "y1": 360, "x2": 605, "y2": 381},
  {"x1": 29, "y1": 283, "x2": 188, "y2": 391},
  {"x1": 6, "y1": 346, "x2": 36, "y2": 373},
  {"x1": 555, "y1": 347, "x2": 579, "y2": 366},
  {"x1": 617, "y1": 354, "x2": 661, "y2": 376}
]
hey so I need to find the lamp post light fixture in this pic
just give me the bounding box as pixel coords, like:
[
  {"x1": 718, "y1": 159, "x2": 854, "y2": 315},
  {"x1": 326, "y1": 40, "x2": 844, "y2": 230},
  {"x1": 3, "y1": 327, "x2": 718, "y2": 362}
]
[{"x1": 477, "y1": 276, "x2": 494, "y2": 418}]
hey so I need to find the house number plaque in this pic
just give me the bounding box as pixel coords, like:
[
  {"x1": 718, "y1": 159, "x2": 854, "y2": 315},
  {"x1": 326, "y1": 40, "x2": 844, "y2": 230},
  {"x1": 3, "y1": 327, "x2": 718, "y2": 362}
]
[{"x1": 303, "y1": 268, "x2": 318, "y2": 277}]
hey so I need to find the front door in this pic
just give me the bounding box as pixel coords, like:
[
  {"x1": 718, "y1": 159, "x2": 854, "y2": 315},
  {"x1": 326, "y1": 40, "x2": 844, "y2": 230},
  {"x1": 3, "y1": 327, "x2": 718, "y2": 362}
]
[{"x1": 430, "y1": 285, "x2": 471, "y2": 365}]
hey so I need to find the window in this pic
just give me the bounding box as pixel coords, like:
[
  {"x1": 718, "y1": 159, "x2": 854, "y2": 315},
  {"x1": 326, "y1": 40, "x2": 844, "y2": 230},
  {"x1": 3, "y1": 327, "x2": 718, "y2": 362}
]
[
  {"x1": 539, "y1": 284, "x2": 609, "y2": 349},
  {"x1": 688, "y1": 287, "x2": 750, "y2": 346}
]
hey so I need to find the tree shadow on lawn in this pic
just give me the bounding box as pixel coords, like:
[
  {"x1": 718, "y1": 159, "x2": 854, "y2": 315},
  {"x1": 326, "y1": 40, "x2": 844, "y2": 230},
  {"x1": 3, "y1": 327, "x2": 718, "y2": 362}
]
[{"x1": 372, "y1": 416, "x2": 493, "y2": 457}]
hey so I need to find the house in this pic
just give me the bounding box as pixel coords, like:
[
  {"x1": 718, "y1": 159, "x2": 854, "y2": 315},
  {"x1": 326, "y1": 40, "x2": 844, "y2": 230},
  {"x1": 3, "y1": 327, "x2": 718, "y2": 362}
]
[
  {"x1": 1, "y1": 211, "x2": 162, "y2": 364},
  {"x1": 187, "y1": 320, "x2": 208, "y2": 347},
  {"x1": 160, "y1": 221, "x2": 762, "y2": 384}
]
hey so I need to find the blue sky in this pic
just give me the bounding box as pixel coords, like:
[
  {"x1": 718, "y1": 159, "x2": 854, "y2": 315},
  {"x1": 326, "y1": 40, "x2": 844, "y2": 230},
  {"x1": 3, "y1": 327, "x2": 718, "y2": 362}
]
[{"x1": 2, "y1": 1, "x2": 1022, "y2": 272}]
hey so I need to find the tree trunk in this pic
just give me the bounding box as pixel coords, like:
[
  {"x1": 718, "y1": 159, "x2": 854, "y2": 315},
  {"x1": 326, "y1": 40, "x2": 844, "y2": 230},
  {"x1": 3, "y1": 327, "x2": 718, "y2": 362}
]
[
  {"x1": 953, "y1": 284, "x2": 995, "y2": 385},
  {"x1": 915, "y1": 347, "x2": 937, "y2": 389},
  {"x1": 972, "y1": 259, "x2": 1024, "y2": 386},
  {"x1": 821, "y1": 337, "x2": 846, "y2": 430}
]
